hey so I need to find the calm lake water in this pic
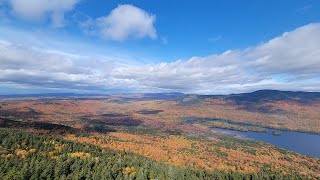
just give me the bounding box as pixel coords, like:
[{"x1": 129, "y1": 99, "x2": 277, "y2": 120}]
[{"x1": 213, "y1": 128, "x2": 320, "y2": 158}]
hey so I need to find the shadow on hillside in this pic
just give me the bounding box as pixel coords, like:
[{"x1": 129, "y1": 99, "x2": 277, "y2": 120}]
[
  {"x1": 136, "y1": 110, "x2": 164, "y2": 115},
  {"x1": 80, "y1": 113, "x2": 143, "y2": 133},
  {"x1": 0, "y1": 118, "x2": 77, "y2": 134}
]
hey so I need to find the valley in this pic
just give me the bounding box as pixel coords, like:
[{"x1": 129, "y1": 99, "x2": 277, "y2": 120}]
[{"x1": 0, "y1": 90, "x2": 320, "y2": 179}]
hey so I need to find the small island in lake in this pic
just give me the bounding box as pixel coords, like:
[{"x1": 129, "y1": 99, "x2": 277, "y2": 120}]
[{"x1": 272, "y1": 130, "x2": 282, "y2": 136}]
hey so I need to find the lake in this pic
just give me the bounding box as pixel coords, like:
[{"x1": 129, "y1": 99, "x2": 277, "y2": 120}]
[{"x1": 213, "y1": 127, "x2": 320, "y2": 158}]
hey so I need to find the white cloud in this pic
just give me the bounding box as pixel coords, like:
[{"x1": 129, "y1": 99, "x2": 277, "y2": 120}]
[
  {"x1": 111, "y1": 51, "x2": 265, "y2": 94},
  {"x1": 5, "y1": 0, "x2": 80, "y2": 27},
  {"x1": 0, "y1": 23, "x2": 320, "y2": 94},
  {"x1": 0, "y1": 36, "x2": 148, "y2": 93},
  {"x1": 246, "y1": 23, "x2": 320, "y2": 75},
  {"x1": 0, "y1": 40, "x2": 115, "y2": 91},
  {"x1": 111, "y1": 23, "x2": 320, "y2": 94},
  {"x1": 82, "y1": 4, "x2": 157, "y2": 41}
]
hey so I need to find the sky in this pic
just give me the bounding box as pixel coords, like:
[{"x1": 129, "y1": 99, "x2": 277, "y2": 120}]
[{"x1": 0, "y1": 0, "x2": 320, "y2": 95}]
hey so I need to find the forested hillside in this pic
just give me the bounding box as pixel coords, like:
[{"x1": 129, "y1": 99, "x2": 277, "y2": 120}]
[{"x1": 0, "y1": 128, "x2": 309, "y2": 180}]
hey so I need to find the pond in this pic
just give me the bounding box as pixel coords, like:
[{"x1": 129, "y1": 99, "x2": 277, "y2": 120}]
[{"x1": 213, "y1": 127, "x2": 320, "y2": 158}]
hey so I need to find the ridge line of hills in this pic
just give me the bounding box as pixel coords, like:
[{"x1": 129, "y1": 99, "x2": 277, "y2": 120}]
[{"x1": 2, "y1": 90, "x2": 320, "y2": 103}]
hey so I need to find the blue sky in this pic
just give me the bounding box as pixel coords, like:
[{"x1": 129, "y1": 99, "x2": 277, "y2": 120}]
[{"x1": 0, "y1": 0, "x2": 320, "y2": 94}]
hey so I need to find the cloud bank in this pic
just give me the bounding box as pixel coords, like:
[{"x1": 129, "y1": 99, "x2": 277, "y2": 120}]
[
  {"x1": 0, "y1": 23, "x2": 320, "y2": 94},
  {"x1": 111, "y1": 23, "x2": 320, "y2": 94}
]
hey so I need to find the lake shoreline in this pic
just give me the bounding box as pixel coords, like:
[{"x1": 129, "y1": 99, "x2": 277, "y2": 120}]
[
  {"x1": 212, "y1": 127, "x2": 320, "y2": 158},
  {"x1": 184, "y1": 117, "x2": 320, "y2": 135}
]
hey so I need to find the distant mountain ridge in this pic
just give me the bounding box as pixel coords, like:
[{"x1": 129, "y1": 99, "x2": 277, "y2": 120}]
[
  {"x1": 224, "y1": 90, "x2": 320, "y2": 104},
  {"x1": 178, "y1": 90, "x2": 320, "y2": 105},
  {"x1": 2, "y1": 90, "x2": 320, "y2": 104},
  {"x1": 0, "y1": 93, "x2": 102, "y2": 99},
  {"x1": 0, "y1": 92, "x2": 185, "y2": 101}
]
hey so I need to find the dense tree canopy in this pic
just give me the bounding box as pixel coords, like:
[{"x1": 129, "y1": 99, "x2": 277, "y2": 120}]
[{"x1": 0, "y1": 128, "x2": 309, "y2": 180}]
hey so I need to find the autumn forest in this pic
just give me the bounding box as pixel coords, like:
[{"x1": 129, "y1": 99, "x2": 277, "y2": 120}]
[{"x1": 0, "y1": 91, "x2": 320, "y2": 179}]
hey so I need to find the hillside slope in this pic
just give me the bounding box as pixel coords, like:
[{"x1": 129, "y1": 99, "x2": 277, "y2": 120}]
[{"x1": 0, "y1": 128, "x2": 308, "y2": 179}]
